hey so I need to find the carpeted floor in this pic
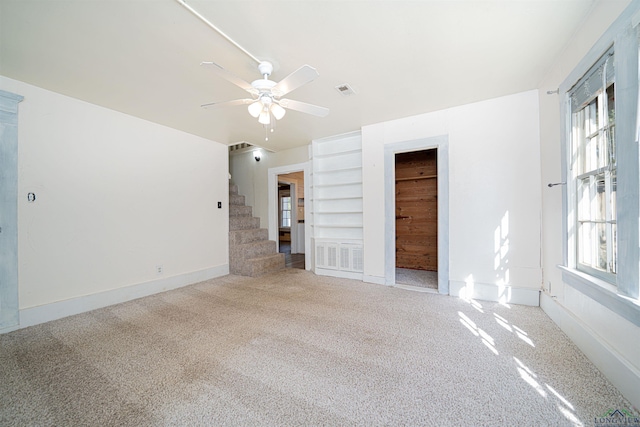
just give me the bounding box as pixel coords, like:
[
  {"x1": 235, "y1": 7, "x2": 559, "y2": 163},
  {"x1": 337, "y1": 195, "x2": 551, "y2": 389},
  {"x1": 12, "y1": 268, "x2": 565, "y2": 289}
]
[
  {"x1": 0, "y1": 269, "x2": 634, "y2": 426},
  {"x1": 396, "y1": 268, "x2": 438, "y2": 290}
]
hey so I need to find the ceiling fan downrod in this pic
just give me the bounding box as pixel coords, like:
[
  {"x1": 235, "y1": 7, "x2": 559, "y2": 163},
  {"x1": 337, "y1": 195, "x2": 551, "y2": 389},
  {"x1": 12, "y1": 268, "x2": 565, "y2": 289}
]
[{"x1": 175, "y1": 0, "x2": 261, "y2": 64}]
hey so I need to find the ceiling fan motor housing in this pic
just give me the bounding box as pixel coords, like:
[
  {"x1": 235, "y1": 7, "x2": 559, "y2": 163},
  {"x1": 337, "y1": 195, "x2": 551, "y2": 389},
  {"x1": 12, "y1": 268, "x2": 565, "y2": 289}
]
[
  {"x1": 252, "y1": 78, "x2": 276, "y2": 94},
  {"x1": 257, "y1": 61, "x2": 274, "y2": 78}
]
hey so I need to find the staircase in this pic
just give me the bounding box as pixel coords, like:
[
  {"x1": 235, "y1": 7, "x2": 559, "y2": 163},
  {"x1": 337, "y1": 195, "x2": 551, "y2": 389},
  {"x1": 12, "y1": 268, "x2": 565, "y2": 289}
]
[{"x1": 229, "y1": 183, "x2": 285, "y2": 277}]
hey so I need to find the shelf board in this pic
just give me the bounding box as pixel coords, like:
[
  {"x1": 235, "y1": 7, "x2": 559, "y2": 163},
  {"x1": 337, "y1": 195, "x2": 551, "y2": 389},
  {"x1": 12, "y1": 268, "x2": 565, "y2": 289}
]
[
  {"x1": 314, "y1": 165, "x2": 362, "y2": 174},
  {"x1": 315, "y1": 211, "x2": 362, "y2": 214},
  {"x1": 312, "y1": 148, "x2": 362, "y2": 159},
  {"x1": 312, "y1": 196, "x2": 363, "y2": 201},
  {"x1": 314, "y1": 224, "x2": 364, "y2": 229},
  {"x1": 313, "y1": 182, "x2": 362, "y2": 188},
  {"x1": 395, "y1": 174, "x2": 437, "y2": 182}
]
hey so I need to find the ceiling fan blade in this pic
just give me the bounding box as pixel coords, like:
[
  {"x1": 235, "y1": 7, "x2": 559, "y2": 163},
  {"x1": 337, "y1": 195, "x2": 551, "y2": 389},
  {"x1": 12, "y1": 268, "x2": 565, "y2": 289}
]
[
  {"x1": 279, "y1": 99, "x2": 329, "y2": 117},
  {"x1": 201, "y1": 99, "x2": 254, "y2": 109},
  {"x1": 272, "y1": 65, "x2": 319, "y2": 97},
  {"x1": 200, "y1": 62, "x2": 255, "y2": 93}
]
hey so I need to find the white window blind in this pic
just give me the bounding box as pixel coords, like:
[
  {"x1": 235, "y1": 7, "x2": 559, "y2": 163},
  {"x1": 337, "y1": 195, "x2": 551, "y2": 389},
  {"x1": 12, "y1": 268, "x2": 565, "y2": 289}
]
[{"x1": 570, "y1": 48, "x2": 615, "y2": 113}]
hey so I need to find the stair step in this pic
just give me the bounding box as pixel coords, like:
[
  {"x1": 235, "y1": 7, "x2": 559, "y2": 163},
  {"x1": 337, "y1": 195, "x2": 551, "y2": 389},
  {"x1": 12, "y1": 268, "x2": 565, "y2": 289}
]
[
  {"x1": 232, "y1": 240, "x2": 277, "y2": 259},
  {"x1": 228, "y1": 185, "x2": 284, "y2": 277},
  {"x1": 230, "y1": 205, "x2": 252, "y2": 217},
  {"x1": 230, "y1": 194, "x2": 245, "y2": 206},
  {"x1": 241, "y1": 253, "x2": 286, "y2": 277},
  {"x1": 230, "y1": 216, "x2": 260, "y2": 230},
  {"x1": 229, "y1": 228, "x2": 269, "y2": 245},
  {"x1": 230, "y1": 240, "x2": 279, "y2": 272}
]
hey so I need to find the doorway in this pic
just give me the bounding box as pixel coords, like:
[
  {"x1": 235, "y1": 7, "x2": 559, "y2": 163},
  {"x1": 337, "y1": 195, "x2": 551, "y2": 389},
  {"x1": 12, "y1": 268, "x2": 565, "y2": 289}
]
[
  {"x1": 277, "y1": 171, "x2": 305, "y2": 269},
  {"x1": 268, "y1": 162, "x2": 311, "y2": 271},
  {"x1": 394, "y1": 149, "x2": 438, "y2": 290}
]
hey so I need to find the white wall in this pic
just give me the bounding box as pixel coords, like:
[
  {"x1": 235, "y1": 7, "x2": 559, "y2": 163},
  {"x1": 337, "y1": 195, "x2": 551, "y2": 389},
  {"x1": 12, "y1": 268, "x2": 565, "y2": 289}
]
[
  {"x1": 537, "y1": 0, "x2": 639, "y2": 409},
  {"x1": 539, "y1": 0, "x2": 631, "y2": 303},
  {"x1": 363, "y1": 90, "x2": 542, "y2": 304},
  {"x1": 229, "y1": 145, "x2": 309, "y2": 230},
  {"x1": 0, "y1": 76, "x2": 229, "y2": 328}
]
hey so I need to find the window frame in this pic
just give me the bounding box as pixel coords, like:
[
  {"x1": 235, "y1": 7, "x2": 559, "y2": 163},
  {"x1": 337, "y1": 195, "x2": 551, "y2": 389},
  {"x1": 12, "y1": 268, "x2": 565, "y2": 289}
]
[
  {"x1": 280, "y1": 195, "x2": 292, "y2": 228},
  {"x1": 559, "y1": 6, "x2": 640, "y2": 327},
  {"x1": 570, "y1": 66, "x2": 617, "y2": 284}
]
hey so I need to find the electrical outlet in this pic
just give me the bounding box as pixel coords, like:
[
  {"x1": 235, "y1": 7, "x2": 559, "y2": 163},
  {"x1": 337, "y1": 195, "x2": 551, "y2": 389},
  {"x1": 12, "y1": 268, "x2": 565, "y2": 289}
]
[
  {"x1": 156, "y1": 265, "x2": 163, "y2": 274},
  {"x1": 218, "y1": 201, "x2": 222, "y2": 209}
]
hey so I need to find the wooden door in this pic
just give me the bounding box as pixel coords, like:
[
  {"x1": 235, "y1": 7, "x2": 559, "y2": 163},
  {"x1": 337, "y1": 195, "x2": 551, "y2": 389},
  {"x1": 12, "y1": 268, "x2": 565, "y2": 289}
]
[{"x1": 395, "y1": 149, "x2": 437, "y2": 271}]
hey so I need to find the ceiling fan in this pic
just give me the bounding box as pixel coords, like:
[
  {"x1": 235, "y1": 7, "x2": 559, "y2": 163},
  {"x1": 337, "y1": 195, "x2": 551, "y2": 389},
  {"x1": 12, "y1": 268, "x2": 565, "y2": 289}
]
[{"x1": 200, "y1": 61, "x2": 329, "y2": 128}]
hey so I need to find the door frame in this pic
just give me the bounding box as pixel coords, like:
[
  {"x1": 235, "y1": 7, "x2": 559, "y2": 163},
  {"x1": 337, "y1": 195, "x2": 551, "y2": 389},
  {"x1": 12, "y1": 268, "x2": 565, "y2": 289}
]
[
  {"x1": 268, "y1": 162, "x2": 311, "y2": 270},
  {"x1": 0, "y1": 90, "x2": 23, "y2": 331},
  {"x1": 384, "y1": 136, "x2": 449, "y2": 294}
]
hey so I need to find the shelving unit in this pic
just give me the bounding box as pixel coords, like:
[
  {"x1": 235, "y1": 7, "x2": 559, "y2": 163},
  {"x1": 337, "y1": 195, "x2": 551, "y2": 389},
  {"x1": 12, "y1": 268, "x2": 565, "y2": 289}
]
[
  {"x1": 313, "y1": 166, "x2": 362, "y2": 174},
  {"x1": 314, "y1": 181, "x2": 363, "y2": 187},
  {"x1": 311, "y1": 132, "x2": 364, "y2": 275}
]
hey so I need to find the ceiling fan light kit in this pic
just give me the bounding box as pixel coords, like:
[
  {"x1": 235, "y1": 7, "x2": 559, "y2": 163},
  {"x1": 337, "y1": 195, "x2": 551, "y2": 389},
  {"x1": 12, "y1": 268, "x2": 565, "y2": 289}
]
[
  {"x1": 258, "y1": 109, "x2": 271, "y2": 125},
  {"x1": 248, "y1": 101, "x2": 263, "y2": 118},
  {"x1": 271, "y1": 103, "x2": 286, "y2": 120},
  {"x1": 181, "y1": 0, "x2": 331, "y2": 141},
  {"x1": 201, "y1": 60, "x2": 329, "y2": 140}
]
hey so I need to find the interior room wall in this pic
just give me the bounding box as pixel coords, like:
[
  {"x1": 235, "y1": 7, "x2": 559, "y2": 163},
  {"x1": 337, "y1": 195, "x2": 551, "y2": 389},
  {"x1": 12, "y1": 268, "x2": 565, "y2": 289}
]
[
  {"x1": 0, "y1": 76, "x2": 229, "y2": 328},
  {"x1": 229, "y1": 145, "x2": 308, "y2": 231},
  {"x1": 537, "y1": 0, "x2": 639, "y2": 408},
  {"x1": 362, "y1": 90, "x2": 542, "y2": 304},
  {"x1": 539, "y1": 0, "x2": 630, "y2": 302}
]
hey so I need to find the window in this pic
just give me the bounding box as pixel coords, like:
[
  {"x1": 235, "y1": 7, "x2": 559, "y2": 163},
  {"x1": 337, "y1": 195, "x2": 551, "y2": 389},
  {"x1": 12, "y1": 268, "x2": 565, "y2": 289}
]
[
  {"x1": 569, "y1": 49, "x2": 616, "y2": 283},
  {"x1": 281, "y1": 196, "x2": 291, "y2": 228},
  {"x1": 561, "y1": 17, "x2": 640, "y2": 309}
]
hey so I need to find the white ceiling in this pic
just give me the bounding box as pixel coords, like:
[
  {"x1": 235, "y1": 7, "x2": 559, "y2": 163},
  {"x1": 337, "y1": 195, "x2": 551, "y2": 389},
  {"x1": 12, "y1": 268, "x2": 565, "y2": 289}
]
[{"x1": 0, "y1": 0, "x2": 615, "y2": 152}]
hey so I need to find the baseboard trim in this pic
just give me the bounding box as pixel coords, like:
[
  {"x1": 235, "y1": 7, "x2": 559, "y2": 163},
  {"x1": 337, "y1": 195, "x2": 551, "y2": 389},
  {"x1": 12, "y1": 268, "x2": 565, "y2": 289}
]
[
  {"x1": 315, "y1": 268, "x2": 363, "y2": 281},
  {"x1": 363, "y1": 275, "x2": 387, "y2": 286},
  {"x1": 540, "y1": 292, "x2": 640, "y2": 409},
  {"x1": 449, "y1": 280, "x2": 540, "y2": 306},
  {"x1": 6, "y1": 264, "x2": 229, "y2": 333}
]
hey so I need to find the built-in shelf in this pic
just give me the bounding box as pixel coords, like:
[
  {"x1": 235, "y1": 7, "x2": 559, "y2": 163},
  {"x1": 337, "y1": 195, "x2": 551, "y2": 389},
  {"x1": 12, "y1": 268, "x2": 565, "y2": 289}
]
[
  {"x1": 312, "y1": 148, "x2": 363, "y2": 159},
  {"x1": 312, "y1": 132, "x2": 364, "y2": 253},
  {"x1": 314, "y1": 165, "x2": 362, "y2": 174},
  {"x1": 314, "y1": 224, "x2": 364, "y2": 228},
  {"x1": 316, "y1": 210, "x2": 362, "y2": 215},
  {"x1": 312, "y1": 196, "x2": 363, "y2": 201},
  {"x1": 315, "y1": 210, "x2": 362, "y2": 215},
  {"x1": 313, "y1": 181, "x2": 362, "y2": 188}
]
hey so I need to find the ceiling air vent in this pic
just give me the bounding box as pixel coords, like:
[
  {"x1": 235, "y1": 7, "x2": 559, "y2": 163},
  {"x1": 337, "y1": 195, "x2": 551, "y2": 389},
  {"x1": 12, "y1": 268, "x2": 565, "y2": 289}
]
[{"x1": 335, "y1": 83, "x2": 356, "y2": 96}]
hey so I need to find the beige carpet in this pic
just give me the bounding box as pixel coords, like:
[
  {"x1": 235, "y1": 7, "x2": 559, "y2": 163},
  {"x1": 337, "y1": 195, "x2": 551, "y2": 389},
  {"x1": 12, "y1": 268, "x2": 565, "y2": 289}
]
[
  {"x1": 396, "y1": 268, "x2": 438, "y2": 290},
  {"x1": 0, "y1": 269, "x2": 634, "y2": 426}
]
